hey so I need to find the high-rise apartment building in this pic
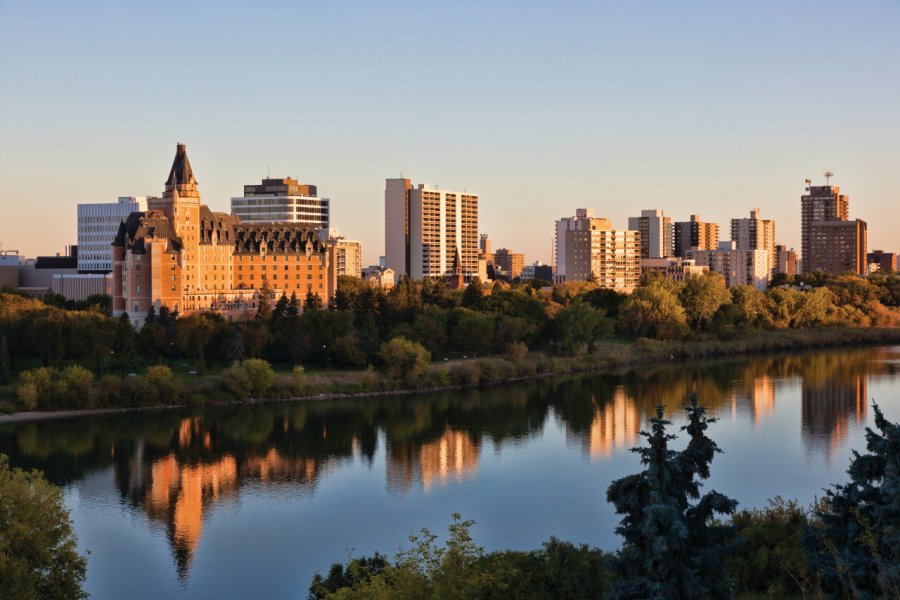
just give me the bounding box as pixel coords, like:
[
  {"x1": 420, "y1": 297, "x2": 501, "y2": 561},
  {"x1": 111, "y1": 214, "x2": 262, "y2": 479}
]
[
  {"x1": 558, "y1": 210, "x2": 641, "y2": 291},
  {"x1": 731, "y1": 208, "x2": 776, "y2": 275},
  {"x1": 493, "y1": 248, "x2": 525, "y2": 280},
  {"x1": 867, "y1": 250, "x2": 897, "y2": 272},
  {"x1": 77, "y1": 197, "x2": 149, "y2": 272},
  {"x1": 384, "y1": 178, "x2": 479, "y2": 282},
  {"x1": 674, "y1": 215, "x2": 719, "y2": 258},
  {"x1": 628, "y1": 209, "x2": 673, "y2": 259},
  {"x1": 801, "y1": 185, "x2": 849, "y2": 272},
  {"x1": 231, "y1": 177, "x2": 330, "y2": 229},
  {"x1": 690, "y1": 241, "x2": 769, "y2": 290},
  {"x1": 318, "y1": 229, "x2": 362, "y2": 278},
  {"x1": 807, "y1": 219, "x2": 867, "y2": 275},
  {"x1": 775, "y1": 245, "x2": 798, "y2": 276}
]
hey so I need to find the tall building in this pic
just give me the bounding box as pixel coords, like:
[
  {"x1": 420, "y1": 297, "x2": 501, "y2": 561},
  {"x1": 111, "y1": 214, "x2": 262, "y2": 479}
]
[
  {"x1": 493, "y1": 248, "x2": 525, "y2": 280},
  {"x1": 867, "y1": 250, "x2": 896, "y2": 272},
  {"x1": 640, "y1": 257, "x2": 708, "y2": 282},
  {"x1": 77, "y1": 197, "x2": 149, "y2": 272},
  {"x1": 231, "y1": 177, "x2": 330, "y2": 229},
  {"x1": 801, "y1": 185, "x2": 849, "y2": 272},
  {"x1": 112, "y1": 143, "x2": 336, "y2": 326},
  {"x1": 674, "y1": 215, "x2": 719, "y2": 258},
  {"x1": 731, "y1": 208, "x2": 775, "y2": 276},
  {"x1": 775, "y1": 245, "x2": 798, "y2": 276},
  {"x1": 628, "y1": 209, "x2": 673, "y2": 259},
  {"x1": 559, "y1": 210, "x2": 641, "y2": 291},
  {"x1": 807, "y1": 219, "x2": 867, "y2": 275},
  {"x1": 690, "y1": 241, "x2": 769, "y2": 290},
  {"x1": 318, "y1": 229, "x2": 362, "y2": 278},
  {"x1": 384, "y1": 178, "x2": 478, "y2": 282}
]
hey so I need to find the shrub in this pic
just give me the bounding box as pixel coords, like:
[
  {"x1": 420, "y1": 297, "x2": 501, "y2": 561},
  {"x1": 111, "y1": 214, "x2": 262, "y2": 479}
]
[
  {"x1": 242, "y1": 358, "x2": 275, "y2": 396},
  {"x1": 145, "y1": 365, "x2": 181, "y2": 404},
  {"x1": 450, "y1": 362, "x2": 480, "y2": 386},
  {"x1": 221, "y1": 362, "x2": 252, "y2": 400},
  {"x1": 16, "y1": 383, "x2": 38, "y2": 411},
  {"x1": 291, "y1": 365, "x2": 306, "y2": 394},
  {"x1": 506, "y1": 341, "x2": 528, "y2": 362},
  {"x1": 378, "y1": 337, "x2": 431, "y2": 380}
]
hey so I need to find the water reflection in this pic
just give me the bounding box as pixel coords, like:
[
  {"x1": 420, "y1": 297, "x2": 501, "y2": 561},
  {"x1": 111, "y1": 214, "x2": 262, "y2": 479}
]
[{"x1": 1, "y1": 345, "x2": 898, "y2": 580}]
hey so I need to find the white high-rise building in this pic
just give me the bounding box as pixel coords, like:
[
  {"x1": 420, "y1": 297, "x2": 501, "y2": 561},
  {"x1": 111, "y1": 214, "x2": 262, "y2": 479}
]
[
  {"x1": 628, "y1": 209, "x2": 674, "y2": 259},
  {"x1": 384, "y1": 178, "x2": 479, "y2": 281},
  {"x1": 555, "y1": 209, "x2": 641, "y2": 291},
  {"x1": 77, "y1": 196, "x2": 149, "y2": 272},
  {"x1": 318, "y1": 229, "x2": 363, "y2": 278},
  {"x1": 231, "y1": 177, "x2": 330, "y2": 229},
  {"x1": 690, "y1": 241, "x2": 770, "y2": 290},
  {"x1": 731, "y1": 208, "x2": 776, "y2": 276}
]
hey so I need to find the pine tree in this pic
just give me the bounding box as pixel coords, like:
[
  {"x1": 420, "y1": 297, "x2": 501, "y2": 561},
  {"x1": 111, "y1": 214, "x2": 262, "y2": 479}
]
[
  {"x1": 0, "y1": 335, "x2": 11, "y2": 384},
  {"x1": 144, "y1": 305, "x2": 157, "y2": 325},
  {"x1": 287, "y1": 292, "x2": 300, "y2": 317},
  {"x1": 273, "y1": 294, "x2": 289, "y2": 320},
  {"x1": 806, "y1": 403, "x2": 900, "y2": 598},
  {"x1": 605, "y1": 397, "x2": 737, "y2": 599},
  {"x1": 227, "y1": 325, "x2": 246, "y2": 364},
  {"x1": 255, "y1": 280, "x2": 273, "y2": 321},
  {"x1": 462, "y1": 277, "x2": 484, "y2": 309},
  {"x1": 304, "y1": 291, "x2": 322, "y2": 311}
]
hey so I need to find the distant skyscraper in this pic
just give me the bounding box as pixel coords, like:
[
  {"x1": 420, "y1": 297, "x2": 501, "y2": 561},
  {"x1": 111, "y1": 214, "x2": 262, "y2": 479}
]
[
  {"x1": 674, "y1": 215, "x2": 719, "y2": 258},
  {"x1": 801, "y1": 184, "x2": 849, "y2": 272},
  {"x1": 731, "y1": 208, "x2": 776, "y2": 276},
  {"x1": 231, "y1": 177, "x2": 330, "y2": 229},
  {"x1": 384, "y1": 178, "x2": 479, "y2": 281},
  {"x1": 775, "y1": 245, "x2": 798, "y2": 276},
  {"x1": 557, "y1": 209, "x2": 641, "y2": 291},
  {"x1": 493, "y1": 248, "x2": 525, "y2": 280},
  {"x1": 628, "y1": 209, "x2": 673, "y2": 259},
  {"x1": 77, "y1": 196, "x2": 149, "y2": 272},
  {"x1": 807, "y1": 219, "x2": 867, "y2": 275}
]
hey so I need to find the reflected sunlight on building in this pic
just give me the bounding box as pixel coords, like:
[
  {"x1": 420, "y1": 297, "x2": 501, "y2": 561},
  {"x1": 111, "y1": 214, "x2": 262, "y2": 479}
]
[
  {"x1": 386, "y1": 427, "x2": 480, "y2": 493},
  {"x1": 801, "y1": 375, "x2": 867, "y2": 461},
  {"x1": 576, "y1": 389, "x2": 640, "y2": 459},
  {"x1": 729, "y1": 375, "x2": 776, "y2": 424}
]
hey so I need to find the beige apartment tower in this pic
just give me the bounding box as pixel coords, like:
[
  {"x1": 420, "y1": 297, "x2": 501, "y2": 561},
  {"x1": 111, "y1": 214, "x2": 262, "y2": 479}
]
[
  {"x1": 384, "y1": 178, "x2": 479, "y2": 282},
  {"x1": 628, "y1": 209, "x2": 674, "y2": 259},
  {"x1": 558, "y1": 209, "x2": 641, "y2": 292},
  {"x1": 731, "y1": 208, "x2": 776, "y2": 276},
  {"x1": 674, "y1": 215, "x2": 719, "y2": 258}
]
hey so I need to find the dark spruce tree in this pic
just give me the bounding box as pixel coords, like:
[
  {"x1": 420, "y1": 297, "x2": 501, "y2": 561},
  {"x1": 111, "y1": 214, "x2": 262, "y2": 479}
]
[
  {"x1": 227, "y1": 325, "x2": 246, "y2": 364},
  {"x1": 273, "y1": 293, "x2": 289, "y2": 320},
  {"x1": 255, "y1": 280, "x2": 273, "y2": 321},
  {"x1": 806, "y1": 402, "x2": 900, "y2": 599},
  {"x1": 0, "y1": 335, "x2": 10, "y2": 384},
  {"x1": 605, "y1": 397, "x2": 737, "y2": 600},
  {"x1": 287, "y1": 292, "x2": 300, "y2": 317}
]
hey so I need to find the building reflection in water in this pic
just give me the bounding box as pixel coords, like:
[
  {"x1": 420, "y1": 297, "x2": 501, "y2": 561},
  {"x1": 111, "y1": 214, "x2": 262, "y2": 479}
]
[
  {"x1": 386, "y1": 427, "x2": 480, "y2": 493},
  {"x1": 802, "y1": 375, "x2": 867, "y2": 462},
  {"x1": 566, "y1": 388, "x2": 641, "y2": 459},
  {"x1": 727, "y1": 375, "x2": 776, "y2": 424}
]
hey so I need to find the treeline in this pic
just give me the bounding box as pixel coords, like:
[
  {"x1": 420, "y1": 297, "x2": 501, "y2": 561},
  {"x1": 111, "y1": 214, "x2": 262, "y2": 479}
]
[{"x1": 309, "y1": 401, "x2": 900, "y2": 600}]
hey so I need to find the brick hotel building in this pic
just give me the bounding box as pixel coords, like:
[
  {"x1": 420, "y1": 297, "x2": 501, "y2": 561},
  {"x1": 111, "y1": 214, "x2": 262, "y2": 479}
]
[{"x1": 112, "y1": 144, "x2": 336, "y2": 326}]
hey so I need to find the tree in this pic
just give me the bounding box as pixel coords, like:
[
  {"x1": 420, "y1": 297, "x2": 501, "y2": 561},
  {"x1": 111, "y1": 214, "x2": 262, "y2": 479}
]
[
  {"x1": 273, "y1": 294, "x2": 289, "y2": 320},
  {"x1": 0, "y1": 335, "x2": 10, "y2": 384},
  {"x1": 304, "y1": 291, "x2": 323, "y2": 311},
  {"x1": 618, "y1": 281, "x2": 689, "y2": 340},
  {"x1": 378, "y1": 337, "x2": 430, "y2": 380},
  {"x1": 553, "y1": 299, "x2": 614, "y2": 355},
  {"x1": 605, "y1": 398, "x2": 737, "y2": 599},
  {"x1": 679, "y1": 273, "x2": 731, "y2": 331},
  {"x1": 461, "y1": 277, "x2": 484, "y2": 309},
  {"x1": 806, "y1": 403, "x2": 900, "y2": 598},
  {"x1": 227, "y1": 325, "x2": 246, "y2": 364},
  {"x1": 287, "y1": 292, "x2": 301, "y2": 317},
  {"x1": 255, "y1": 280, "x2": 273, "y2": 321},
  {"x1": 0, "y1": 455, "x2": 87, "y2": 599}
]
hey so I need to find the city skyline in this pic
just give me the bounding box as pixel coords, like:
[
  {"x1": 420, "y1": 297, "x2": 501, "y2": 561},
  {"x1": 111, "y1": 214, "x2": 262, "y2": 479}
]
[{"x1": 3, "y1": 1, "x2": 900, "y2": 264}]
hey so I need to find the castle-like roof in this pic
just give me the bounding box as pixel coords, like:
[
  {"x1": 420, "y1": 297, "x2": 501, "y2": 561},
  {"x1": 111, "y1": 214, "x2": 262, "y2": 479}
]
[
  {"x1": 113, "y1": 211, "x2": 183, "y2": 254},
  {"x1": 233, "y1": 223, "x2": 327, "y2": 255},
  {"x1": 166, "y1": 143, "x2": 196, "y2": 187}
]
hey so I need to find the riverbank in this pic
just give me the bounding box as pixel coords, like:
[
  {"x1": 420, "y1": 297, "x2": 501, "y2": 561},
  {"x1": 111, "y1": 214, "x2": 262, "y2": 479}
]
[{"x1": 3, "y1": 326, "x2": 900, "y2": 424}]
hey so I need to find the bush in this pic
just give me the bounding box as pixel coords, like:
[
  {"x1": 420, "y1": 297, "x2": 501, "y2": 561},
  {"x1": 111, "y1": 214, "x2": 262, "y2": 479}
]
[
  {"x1": 291, "y1": 365, "x2": 306, "y2": 394},
  {"x1": 506, "y1": 341, "x2": 528, "y2": 362},
  {"x1": 221, "y1": 362, "x2": 252, "y2": 400},
  {"x1": 145, "y1": 365, "x2": 181, "y2": 404},
  {"x1": 450, "y1": 362, "x2": 480, "y2": 386},
  {"x1": 378, "y1": 337, "x2": 431, "y2": 380},
  {"x1": 242, "y1": 359, "x2": 275, "y2": 396}
]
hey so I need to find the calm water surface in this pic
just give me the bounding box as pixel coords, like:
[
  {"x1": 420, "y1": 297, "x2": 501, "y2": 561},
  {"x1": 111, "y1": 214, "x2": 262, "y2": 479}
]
[{"x1": 2, "y1": 346, "x2": 900, "y2": 599}]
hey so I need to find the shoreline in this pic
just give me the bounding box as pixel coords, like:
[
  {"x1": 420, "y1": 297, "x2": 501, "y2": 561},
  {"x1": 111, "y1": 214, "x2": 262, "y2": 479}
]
[{"x1": 2, "y1": 326, "x2": 900, "y2": 425}]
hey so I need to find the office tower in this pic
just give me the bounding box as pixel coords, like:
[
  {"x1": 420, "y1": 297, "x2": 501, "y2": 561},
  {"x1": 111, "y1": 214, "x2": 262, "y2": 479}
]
[
  {"x1": 384, "y1": 178, "x2": 479, "y2": 281},
  {"x1": 113, "y1": 143, "x2": 336, "y2": 326},
  {"x1": 493, "y1": 248, "x2": 525, "y2": 280},
  {"x1": 77, "y1": 197, "x2": 149, "y2": 272},
  {"x1": 674, "y1": 215, "x2": 719, "y2": 258},
  {"x1": 775, "y1": 245, "x2": 798, "y2": 276},
  {"x1": 628, "y1": 209, "x2": 674, "y2": 259},
  {"x1": 231, "y1": 177, "x2": 330, "y2": 229},
  {"x1": 558, "y1": 209, "x2": 640, "y2": 291},
  {"x1": 807, "y1": 219, "x2": 867, "y2": 275},
  {"x1": 867, "y1": 250, "x2": 897, "y2": 272},
  {"x1": 801, "y1": 184, "x2": 849, "y2": 272},
  {"x1": 731, "y1": 208, "x2": 775, "y2": 276},
  {"x1": 690, "y1": 241, "x2": 769, "y2": 290}
]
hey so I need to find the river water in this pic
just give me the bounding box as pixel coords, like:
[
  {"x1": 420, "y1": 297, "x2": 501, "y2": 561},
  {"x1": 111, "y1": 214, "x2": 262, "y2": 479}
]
[{"x1": 2, "y1": 346, "x2": 899, "y2": 599}]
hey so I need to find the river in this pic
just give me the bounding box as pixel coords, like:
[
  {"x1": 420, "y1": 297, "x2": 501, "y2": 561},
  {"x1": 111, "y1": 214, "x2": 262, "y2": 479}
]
[{"x1": 2, "y1": 346, "x2": 899, "y2": 599}]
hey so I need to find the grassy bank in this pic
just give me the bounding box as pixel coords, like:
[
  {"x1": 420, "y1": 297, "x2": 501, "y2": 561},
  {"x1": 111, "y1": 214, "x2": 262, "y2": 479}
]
[{"x1": 3, "y1": 326, "x2": 900, "y2": 420}]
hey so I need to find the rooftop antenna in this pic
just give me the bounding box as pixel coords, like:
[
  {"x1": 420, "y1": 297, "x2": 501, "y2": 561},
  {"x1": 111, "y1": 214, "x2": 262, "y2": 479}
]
[
  {"x1": 824, "y1": 170, "x2": 834, "y2": 186},
  {"x1": 804, "y1": 178, "x2": 812, "y2": 192}
]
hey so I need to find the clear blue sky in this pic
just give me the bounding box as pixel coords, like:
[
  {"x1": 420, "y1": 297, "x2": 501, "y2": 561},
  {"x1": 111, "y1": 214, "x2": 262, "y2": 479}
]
[{"x1": 2, "y1": 1, "x2": 899, "y2": 264}]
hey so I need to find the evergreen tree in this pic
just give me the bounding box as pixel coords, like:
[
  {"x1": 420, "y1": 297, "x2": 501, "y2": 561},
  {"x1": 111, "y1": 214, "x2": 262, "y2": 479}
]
[
  {"x1": 304, "y1": 291, "x2": 322, "y2": 311},
  {"x1": 605, "y1": 397, "x2": 737, "y2": 599},
  {"x1": 287, "y1": 292, "x2": 300, "y2": 317},
  {"x1": 0, "y1": 335, "x2": 10, "y2": 384},
  {"x1": 227, "y1": 325, "x2": 246, "y2": 364},
  {"x1": 113, "y1": 313, "x2": 141, "y2": 373},
  {"x1": 273, "y1": 294, "x2": 289, "y2": 320},
  {"x1": 806, "y1": 403, "x2": 900, "y2": 598},
  {"x1": 144, "y1": 305, "x2": 157, "y2": 326},
  {"x1": 462, "y1": 277, "x2": 484, "y2": 309},
  {"x1": 255, "y1": 280, "x2": 273, "y2": 321}
]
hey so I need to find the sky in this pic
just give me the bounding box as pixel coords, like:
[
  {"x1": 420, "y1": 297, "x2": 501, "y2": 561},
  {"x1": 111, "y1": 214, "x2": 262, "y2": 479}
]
[{"x1": 1, "y1": 1, "x2": 899, "y2": 265}]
